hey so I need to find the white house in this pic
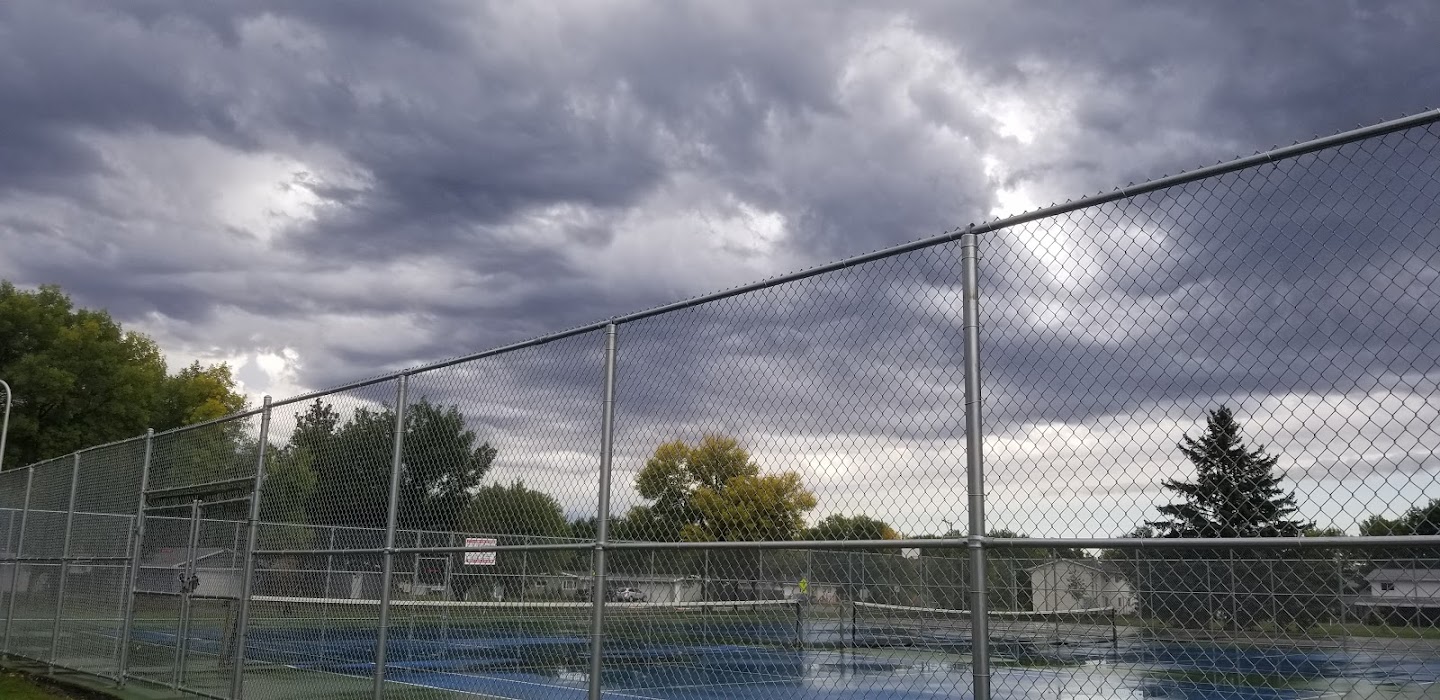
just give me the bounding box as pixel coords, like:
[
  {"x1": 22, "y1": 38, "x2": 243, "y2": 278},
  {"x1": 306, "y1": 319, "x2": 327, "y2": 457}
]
[
  {"x1": 138, "y1": 547, "x2": 244, "y2": 599},
  {"x1": 1353, "y1": 567, "x2": 1440, "y2": 624},
  {"x1": 567, "y1": 572, "x2": 705, "y2": 604},
  {"x1": 1028, "y1": 559, "x2": 1136, "y2": 615},
  {"x1": 1363, "y1": 567, "x2": 1440, "y2": 599}
]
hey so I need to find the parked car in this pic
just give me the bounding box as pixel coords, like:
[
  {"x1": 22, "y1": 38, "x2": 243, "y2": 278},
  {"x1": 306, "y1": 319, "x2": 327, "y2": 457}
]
[{"x1": 615, "y1": 587, "x2": 646, "y2": 602}]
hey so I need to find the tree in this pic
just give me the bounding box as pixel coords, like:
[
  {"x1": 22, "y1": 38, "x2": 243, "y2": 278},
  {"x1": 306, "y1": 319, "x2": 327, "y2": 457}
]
[
  {"x1": 1148, "y1": 406, "x2": 1310, "y2": 538},
  {"x1": 917, "y1": 528, "x2": 1083, "y2": 611},
  {"x1": 1, "y1": 282, "x2": 164, "y2": 466},
  {"x1": 630, "y1": 435, "x2": 815, "y2": 600},
  {"x1": 454, "y1": 481, "x2": 573, "y2": 600},
  {"x1": 153, "y1": 361, "x2": 249, "y2": 428},
  {"x1": 257, "y1": 446, "x2": 319, "y2": 550},
  {"x1": 1359, "y1": 500, "x2": 1440, "y2": 581},
  {"x1": 0, "y1": 281, "x2": 248, "y2": 468},
  {"x1": 1362, "y1": 499, "x2": 1440, "y2": 536},
  {"x1": 1132, "y1": 407, "x2": 1323, "y2": 630},
  {"x1": 631, "y1": 435, "x2": 816, "y2": 542},
  {"x1": 300, "y1": 397, "x2": 497, "y2": 536},
  {"x1": 807, "y1": 514, "x2": 898, "y2": 542}
]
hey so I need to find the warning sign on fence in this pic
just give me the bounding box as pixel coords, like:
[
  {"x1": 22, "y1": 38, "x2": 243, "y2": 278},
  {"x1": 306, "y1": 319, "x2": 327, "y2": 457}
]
[{"x1": 464, "y1": 537, "x2": 497, "y2": 566}]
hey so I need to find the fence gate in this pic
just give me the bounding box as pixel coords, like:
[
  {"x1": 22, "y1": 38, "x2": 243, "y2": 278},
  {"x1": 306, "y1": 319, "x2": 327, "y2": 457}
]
[{"x1": 125, "y1": 479, "x2": 251, "y2": 698}]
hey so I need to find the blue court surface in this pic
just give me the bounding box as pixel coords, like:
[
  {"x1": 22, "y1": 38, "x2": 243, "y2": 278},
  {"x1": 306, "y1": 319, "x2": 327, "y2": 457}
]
[{"x1": 131, "y1": 621, "x2": 1440, "y2": 700}]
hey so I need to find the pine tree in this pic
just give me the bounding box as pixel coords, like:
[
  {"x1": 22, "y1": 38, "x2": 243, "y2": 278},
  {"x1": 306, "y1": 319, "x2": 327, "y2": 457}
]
[{"x1": 1148, "y1": 406, "x2": 1311, "y2": 538}]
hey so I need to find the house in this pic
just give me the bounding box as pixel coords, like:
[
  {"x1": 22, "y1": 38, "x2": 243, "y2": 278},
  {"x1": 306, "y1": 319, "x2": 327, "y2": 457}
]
[
  {"x1": 1028, "y1": 559, "x2": 1135, "y2": 614},
  {"x1": 138, "y1": 547, "x2": 244, "y2": 598},
  {"x1": 1353, "y1": 567, "x2": 1440, "y2": 625},
  {"x1": 567, "y1": 572, "x2": 705, "y2": 603}
]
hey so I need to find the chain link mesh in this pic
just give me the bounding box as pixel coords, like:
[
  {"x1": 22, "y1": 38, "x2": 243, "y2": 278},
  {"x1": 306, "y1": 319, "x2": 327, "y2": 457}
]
[{"x1": 0, "y1": 113, "x2": 1437, "y2": 699}]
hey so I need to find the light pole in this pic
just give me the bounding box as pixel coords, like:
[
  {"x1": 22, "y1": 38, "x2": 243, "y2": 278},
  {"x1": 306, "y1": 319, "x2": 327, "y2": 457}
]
[{"x1": 0, "y1": 379, "x2": 11, "y2": 472}]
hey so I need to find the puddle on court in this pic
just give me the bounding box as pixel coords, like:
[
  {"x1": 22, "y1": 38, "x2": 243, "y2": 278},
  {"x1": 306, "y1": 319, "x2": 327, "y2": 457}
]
[
  {"x1": 372, "y1": 640, "x2": 1440, "y2": 700},
  {"x1": 141, "y1": 623, "x2": 1440, "y2": 699}
]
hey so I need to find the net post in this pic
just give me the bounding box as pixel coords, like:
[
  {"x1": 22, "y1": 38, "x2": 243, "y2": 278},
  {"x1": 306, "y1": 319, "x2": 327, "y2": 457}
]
[
  {"x1": 48, "y1": 452, "x2": 81, "y2": 672},
  {"x1": 795, "y1": 598, "x2": 803, "y2": 650},
  {"x1": 587, "y1": 322, "x2": 619, "y2": 700},
  {"x1": 3, "y1": 466, "x2": 33, "y2": 653},
  {"x1": 441, "y1": 531, "x2": 455, "y2": 641},
  {"x1": 230, "y1": 396, "x2": 271, "y2": 700},
  {"x1": 374, "y1": 376, "x2": 410, "y2": 700},
  {"x1": 117, "y1": 429, "x2": 153, "y2": 684},
  {"x1": 407, "y1": 530, "x2": 421, "y2": 643},
  {"x1": 961, "y1": 229, "x2": 990, "y2": 700}
]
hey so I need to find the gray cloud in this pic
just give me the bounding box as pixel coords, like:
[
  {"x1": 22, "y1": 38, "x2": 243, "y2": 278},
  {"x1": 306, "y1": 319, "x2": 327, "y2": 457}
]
[{"x1": 2, "y1": 1, "x2": 1439, "y2": 535}]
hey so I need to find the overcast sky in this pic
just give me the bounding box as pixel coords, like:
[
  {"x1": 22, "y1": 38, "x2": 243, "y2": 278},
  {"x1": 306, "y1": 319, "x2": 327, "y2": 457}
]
[{"x1": 2, "y1": 1, "x2": 1438, "y2": 538}]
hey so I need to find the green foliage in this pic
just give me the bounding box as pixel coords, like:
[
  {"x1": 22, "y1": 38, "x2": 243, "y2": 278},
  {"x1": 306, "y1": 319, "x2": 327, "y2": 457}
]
[
  {"x1": 297, "y1": 397, "x2": 497, "y2": 534},
  {"x1": 258, "y1": 445, "x2": 320, "y2": 550},
  {"x1": 1128, "y1": 407, "x2": 1332, "y2": 630},
  {"x1": 1361, "y1": 498, "x2": 1440, "y2": 536},
  {"x1": 154, "y1": 361, "x2": 248, "y2": 427},
  {"x1": 0, "y1": 281, "x2": 247, "y2": 469},
  {"x1": 915, "y1": 529, "x2": 1080, "y2": 611},
  {"x1": 456, "y1": 481, "x2": 574, "y2": 599},
  {"x1": 1148, "y1": 406, "x2": 1310, "y2": 538},
  {"x1": 463, "y1": 481, "x2": 571, "y2": 540},
  {"x1": 630, "y1": 434, "x2": 816, "y2": 543},
  {"x1": 687, "y1": 471, "x2": 817, "y2": 542},
  {"x1": 807, "y1": 514, "x2": 898, "y2": 542},
  {"x1": 1, "y1": 282, "x2": 164, "y2": 466}
]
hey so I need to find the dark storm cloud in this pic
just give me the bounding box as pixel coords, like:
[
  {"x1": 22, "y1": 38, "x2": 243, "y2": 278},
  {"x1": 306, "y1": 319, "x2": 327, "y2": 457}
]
[{"x1": 2, "y1": 1, "x2": 1439, "y2": 532}]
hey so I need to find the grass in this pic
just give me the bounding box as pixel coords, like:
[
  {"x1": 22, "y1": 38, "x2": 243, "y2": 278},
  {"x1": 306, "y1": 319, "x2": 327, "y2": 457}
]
[
  {"x1": 0, "y1": 670, "x2": 73, "y2": 699},
  {"x1": 1311, "y1": 621, "x2": 1440, "y2": 640}
]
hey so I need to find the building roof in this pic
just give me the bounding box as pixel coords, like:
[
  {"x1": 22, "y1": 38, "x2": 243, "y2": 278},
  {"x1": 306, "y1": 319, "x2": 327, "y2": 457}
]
[
  {"x1": 1026, "y1": 558, "x2": 1128, "y2": 580},
  {"x1": 1366, "y1": 568, "x2": 1440, "y2": 584},
  {"x1": 561, "y1": 571, "x2": 698, "y2": 584},
  {"x1": 142, "y1": 547, "x2": 238, "y2": 569}
]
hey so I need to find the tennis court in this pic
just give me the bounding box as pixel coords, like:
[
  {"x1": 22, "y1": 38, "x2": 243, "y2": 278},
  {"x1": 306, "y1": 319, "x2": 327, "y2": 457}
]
[{"x1": 111, "y1": 596, "x2": 1440, "y2": 700}]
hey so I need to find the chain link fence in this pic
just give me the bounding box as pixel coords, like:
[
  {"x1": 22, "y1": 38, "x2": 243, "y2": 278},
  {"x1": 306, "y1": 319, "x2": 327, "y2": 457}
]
[{"x1": 3, "y1": 109, "x2": 1439, "y2": 699}]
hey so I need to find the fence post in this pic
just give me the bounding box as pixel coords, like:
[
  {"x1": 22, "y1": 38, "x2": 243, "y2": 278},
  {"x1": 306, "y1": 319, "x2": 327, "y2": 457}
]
[
  {"x1": 3, "y1": 466, "x2": 34, "y2": 653},
  {"x1": 441, "y1": 532, "x2": 455, "y2": 640},
  {"x1": 230, "y1": 396, "x2": 272, "y2": 700},
  {"x1": 173, "y1": 498, "x2": 201, "y2": 689},
  {"x1": 406, "y1": 530, "x2": 421, "y2": 644},
  {"x1": 520, "y1": 536, "x2": 530, "y2": 603},
  {"x1": 587, "y1": 322, "x2": 619, "y2": 700},
  {"x1": 961, "y1": 229, "x2": 990, "y2": 700},
  {"x1": 374, "y1": 375, "x2": 410, "y2": 700},
  {"x1": 117, "y1": 429, "x2": 153, "y2": 684},
  {"x1": 48, "y1": 452, "x2": 82, "y2": 671}
]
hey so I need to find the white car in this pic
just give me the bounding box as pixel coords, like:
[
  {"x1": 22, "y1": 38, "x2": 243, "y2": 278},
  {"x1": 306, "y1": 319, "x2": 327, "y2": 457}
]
[{"x1": 615, "y1": 587, "x2": 646, "y2": 602}]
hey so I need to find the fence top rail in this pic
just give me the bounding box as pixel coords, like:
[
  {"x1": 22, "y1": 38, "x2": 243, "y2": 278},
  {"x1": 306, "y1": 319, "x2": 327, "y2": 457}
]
[
  {"x1": 5, "y1": 107, "x2": 1431, "y2": 464},
  {"x1": 604, "y1": 535, "x2": 1439, "y2": 551}
]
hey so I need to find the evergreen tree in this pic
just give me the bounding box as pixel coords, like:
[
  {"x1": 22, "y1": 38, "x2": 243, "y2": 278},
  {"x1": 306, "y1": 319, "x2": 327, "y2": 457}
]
[
  {"x1": 1132, "y1": 407, "x2": 1328, "y2": 630},
  {"x1": 1148, "y1": 406, "x2": 1311, "y2": 538}
]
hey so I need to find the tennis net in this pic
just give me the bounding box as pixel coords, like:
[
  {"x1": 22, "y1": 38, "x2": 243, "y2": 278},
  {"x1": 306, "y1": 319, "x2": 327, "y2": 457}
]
[
  {"x1": 241, "y1": 596, "x2": 806, "y2": 676},
  {"x1": 850, "y1": 601, "x2": 1119, "y2": 651}
]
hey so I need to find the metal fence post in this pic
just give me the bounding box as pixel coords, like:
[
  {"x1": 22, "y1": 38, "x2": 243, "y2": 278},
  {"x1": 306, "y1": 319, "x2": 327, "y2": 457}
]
[
  {"x1": 374, "y1": 376, "x2": 410, "y2": 700},
  {"x1": 588, "y1": 322, "x2": 619, "y2": 700},
  {"x1": 173, "y1": 498, "x2": 201, "y2": 689},
  {"x1": 406, "y1": 530, "x2": 421, "y2": 644},
  {"x1": 961, "y1": 229, "x2": 990, "y2": 700},
  {"x1": 117, "y1": 429, "x2": 153, "y2": 684},
  {"x1": 49, "y1": 451, "x2": 82, "y2": 671},
  {"x1": 3, "y1": 466, "x2": 34, "y2": 653},
  {"x1": 231, "y1": 396, "x2": 272, "y2": 700}
]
